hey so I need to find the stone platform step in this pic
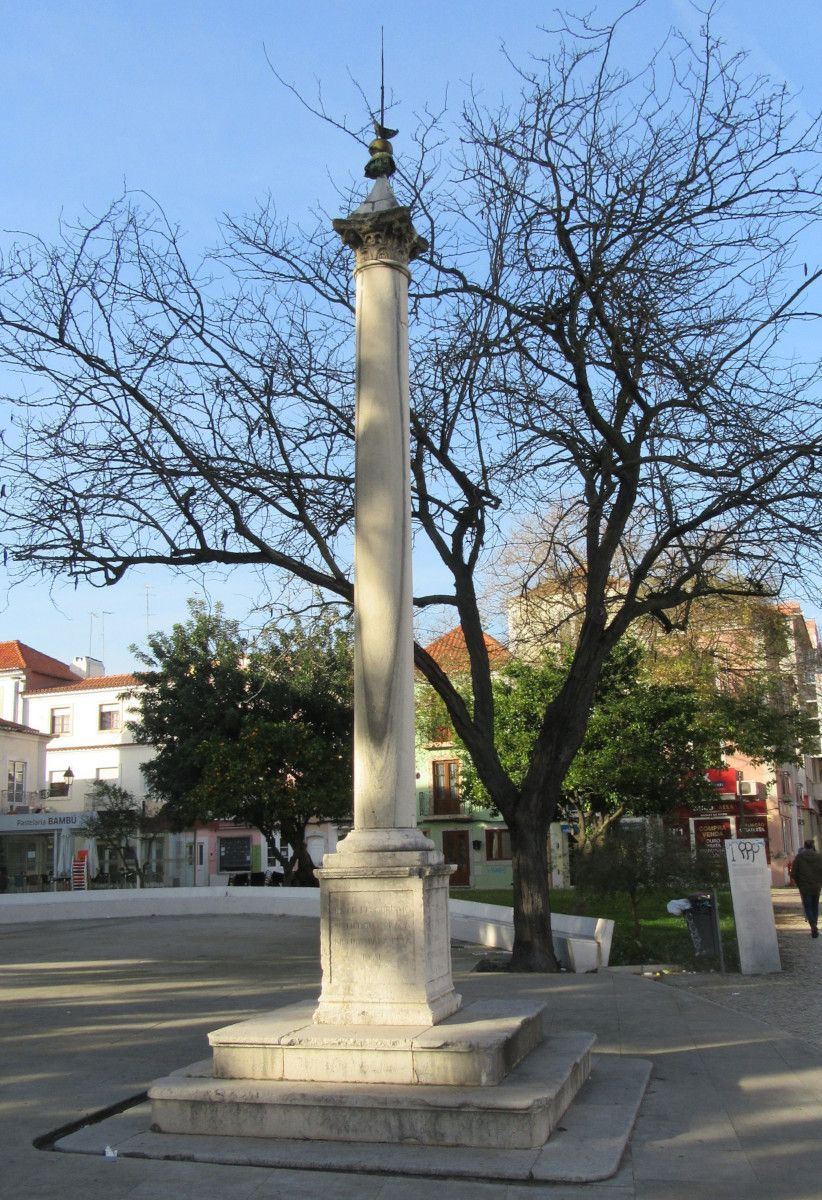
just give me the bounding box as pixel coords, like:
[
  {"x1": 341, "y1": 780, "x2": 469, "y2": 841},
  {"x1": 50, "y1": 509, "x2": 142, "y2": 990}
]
[
  {"x1": 150, "y1": 1029, "x2": 595, "y2": 1150},
  {"x1": 209, "y1": 998, "x2": 545, "y2": 1086},
  {"x1": 64, "y1": 1054, "x2": 651, "y2": 1182}
]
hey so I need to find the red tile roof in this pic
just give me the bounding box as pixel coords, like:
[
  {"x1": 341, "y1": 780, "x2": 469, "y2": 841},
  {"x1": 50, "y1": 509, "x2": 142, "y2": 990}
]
[
  {"x1": 423, "y1": 626, "x2": 510, "y2": 672},
  {"x1": 0, "y1": 641, "x2": 75, "y2": 680},
  {"x1": 26, "y1": 673, "x2": 140, "y2": 695},
  {"x1": 0, "y1": 716, "x2": 48, "y2": 737}
]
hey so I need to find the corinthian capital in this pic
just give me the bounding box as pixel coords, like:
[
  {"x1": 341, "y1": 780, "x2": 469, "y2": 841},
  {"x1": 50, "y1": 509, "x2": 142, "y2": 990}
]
[{"x1": 333, "y1": 179, "x2": 428, "y2": 268}]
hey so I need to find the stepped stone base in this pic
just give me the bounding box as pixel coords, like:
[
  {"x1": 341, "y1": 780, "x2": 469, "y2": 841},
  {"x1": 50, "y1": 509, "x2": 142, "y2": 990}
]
[
  {"x1": 209, "y1": 998, "x2": 545, "y2": 1086},
  {"x1": 150, "y1": 1027, "x2": 595, "y2": 1150},
  {"x1": 61, "y1": 1055, "x2": 652, "y2": 1183}
]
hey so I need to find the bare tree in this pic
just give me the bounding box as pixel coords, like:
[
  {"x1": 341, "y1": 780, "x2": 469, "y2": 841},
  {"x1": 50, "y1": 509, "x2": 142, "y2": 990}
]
[{"x1": 1, "y1": 7, "x2": 822, "y2": 967}]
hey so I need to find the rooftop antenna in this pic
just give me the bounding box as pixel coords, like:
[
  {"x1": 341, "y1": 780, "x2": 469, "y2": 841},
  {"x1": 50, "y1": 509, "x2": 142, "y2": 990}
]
[{"x1": 100, "y1": 611, "x2": 112, "y2": 667}]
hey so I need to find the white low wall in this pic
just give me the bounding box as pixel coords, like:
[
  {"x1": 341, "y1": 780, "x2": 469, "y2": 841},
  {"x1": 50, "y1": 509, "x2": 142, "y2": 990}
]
[
  {"x1": 0, "y1": 886, "x2": 321, "y2": 923},
  {"x1": 0, "y1": 887, "x2": 613, "y2": 971}
]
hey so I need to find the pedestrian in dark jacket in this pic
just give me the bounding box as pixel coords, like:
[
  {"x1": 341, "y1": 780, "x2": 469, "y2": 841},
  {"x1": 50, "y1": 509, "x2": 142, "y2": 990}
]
[{"x1": 790, "y1": 841, "x2": 822, "y2": 937}]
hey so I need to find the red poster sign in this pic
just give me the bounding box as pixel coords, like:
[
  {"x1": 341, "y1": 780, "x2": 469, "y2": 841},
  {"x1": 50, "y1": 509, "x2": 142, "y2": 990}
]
[{"x1": 693, "y1": 816, "x2": 732, "y2": 856}]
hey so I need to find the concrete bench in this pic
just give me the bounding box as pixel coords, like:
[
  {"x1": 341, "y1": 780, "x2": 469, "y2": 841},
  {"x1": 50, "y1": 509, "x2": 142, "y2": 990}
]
[{"x1": 448, "y1": 899, "x2": 614, "y2": 972}]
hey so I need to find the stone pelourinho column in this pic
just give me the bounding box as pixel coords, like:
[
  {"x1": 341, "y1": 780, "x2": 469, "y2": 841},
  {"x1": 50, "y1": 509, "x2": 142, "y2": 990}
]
[{"x1": 312, "y1": 143, "x2": 461, "y2": 1025}]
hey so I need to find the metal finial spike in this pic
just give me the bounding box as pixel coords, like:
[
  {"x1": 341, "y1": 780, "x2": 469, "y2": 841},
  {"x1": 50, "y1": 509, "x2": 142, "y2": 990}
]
[
  {"x1": 380, "y1": 26, "x2": 385, "y2": 131},
  {"x1": 364, "y1": 28, "x2": 397, "y2": 178}
]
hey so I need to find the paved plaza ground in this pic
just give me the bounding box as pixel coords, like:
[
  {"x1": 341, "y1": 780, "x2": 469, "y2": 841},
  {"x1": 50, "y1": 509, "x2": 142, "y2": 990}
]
[{"x1": 1, "y1": 891, "x2": 821, "y2": 1200}]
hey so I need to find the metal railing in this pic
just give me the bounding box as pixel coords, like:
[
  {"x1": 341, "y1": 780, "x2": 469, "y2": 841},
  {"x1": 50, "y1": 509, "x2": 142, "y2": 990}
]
[
  {"x1": 1, "y1": 789, "x2": 50, "y2": 813},
  {"x1": 417, "y1": 793, "x2": 474, "y2": 819}
]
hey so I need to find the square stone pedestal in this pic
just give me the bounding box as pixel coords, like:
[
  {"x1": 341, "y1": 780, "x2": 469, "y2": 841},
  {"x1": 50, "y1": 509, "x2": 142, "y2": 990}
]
[{"x1": 313, "y1": 857, "x2": 461, "y2": 1025}]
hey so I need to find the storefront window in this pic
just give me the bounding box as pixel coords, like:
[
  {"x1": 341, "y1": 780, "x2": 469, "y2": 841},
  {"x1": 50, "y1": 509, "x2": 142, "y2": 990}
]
[{"x1": 218, "y1": 837, "x2": 251, "y2": 873}]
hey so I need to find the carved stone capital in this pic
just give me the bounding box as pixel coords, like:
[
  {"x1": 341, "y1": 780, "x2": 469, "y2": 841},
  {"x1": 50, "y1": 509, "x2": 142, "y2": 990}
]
[{"x1": 333, "y1": 206, "x2": 428, "y2": 269}]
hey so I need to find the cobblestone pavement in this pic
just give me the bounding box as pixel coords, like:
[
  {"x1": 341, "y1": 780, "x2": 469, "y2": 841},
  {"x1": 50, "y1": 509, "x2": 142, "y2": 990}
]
[{"x1": 661, "y1": 888, "x2": 822, "y2": 1045}]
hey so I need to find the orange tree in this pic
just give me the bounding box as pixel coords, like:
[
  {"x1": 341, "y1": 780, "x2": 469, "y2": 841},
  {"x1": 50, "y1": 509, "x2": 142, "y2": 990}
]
[{"x1": 132, "y1": 601, "x2": 352, "y2": 882}]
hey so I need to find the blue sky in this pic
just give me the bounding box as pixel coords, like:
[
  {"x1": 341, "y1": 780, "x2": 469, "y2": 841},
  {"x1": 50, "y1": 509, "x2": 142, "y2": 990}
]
[{"x1": 1, "y1": 0, "x2": 820, "y2": 670}]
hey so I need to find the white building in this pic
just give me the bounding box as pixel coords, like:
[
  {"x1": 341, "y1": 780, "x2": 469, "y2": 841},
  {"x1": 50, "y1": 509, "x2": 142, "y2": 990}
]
[
  {"x1": 24, "y1": 670, "x2": 152, "y2": 810},
  {"x1": 0, "y1": 640, "x2": 79, "y2": 725},
  {"x1": 0, "y1": 640, "x2": 343, "y2": 891},
  {"x1": 0, "y1": 645, "x2": 157, "y2": 891}
]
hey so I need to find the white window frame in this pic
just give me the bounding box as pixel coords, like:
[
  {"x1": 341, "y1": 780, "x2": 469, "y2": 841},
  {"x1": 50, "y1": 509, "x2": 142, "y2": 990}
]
[
  {"x1": 98, "y1": 703, "x2": 121, "y2": 731},
  {"x1": 50, "y1": 707, "x2": 71, "y2": 736}
]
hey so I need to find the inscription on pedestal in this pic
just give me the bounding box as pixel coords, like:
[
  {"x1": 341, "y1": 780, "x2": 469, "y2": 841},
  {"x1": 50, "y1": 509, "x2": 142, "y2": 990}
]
[{"x1": 328, "y1": 888, "x2": 417, "y2": 989}]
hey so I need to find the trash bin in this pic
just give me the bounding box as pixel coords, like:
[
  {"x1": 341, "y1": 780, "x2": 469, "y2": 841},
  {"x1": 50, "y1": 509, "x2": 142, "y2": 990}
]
[{"x1": 685, "y1": 893, "x2": 719, "y2": 957}]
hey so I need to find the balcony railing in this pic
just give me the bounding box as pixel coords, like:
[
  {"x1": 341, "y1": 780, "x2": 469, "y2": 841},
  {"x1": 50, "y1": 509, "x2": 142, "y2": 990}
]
[
  {"x1": 1, "y1": 789, "x2": 50, "y2": 813},
  {"x1": 418, "y1": 793, "x2": 475, "y2": 819},
  {"x1": 1, "y1": 786, "x2": 98, "y2": 814}
]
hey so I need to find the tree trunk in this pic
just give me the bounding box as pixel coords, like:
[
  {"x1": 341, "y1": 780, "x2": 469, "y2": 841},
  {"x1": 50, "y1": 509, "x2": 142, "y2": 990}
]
[
  {"x1": 509, "y1": 792, "x2": 560, "y2": 972},
  {"x1": 278, "y1": 818, "x2": 315, "y2": 885}
]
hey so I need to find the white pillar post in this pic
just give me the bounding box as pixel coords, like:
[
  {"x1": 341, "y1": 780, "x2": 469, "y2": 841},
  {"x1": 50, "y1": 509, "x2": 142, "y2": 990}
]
[
  {"x1": 332, "y1": 179, "x2": 431, "y2": 853},
  {"x1": 312, "y1": 176, "x2": 461, "y2": 1025}
]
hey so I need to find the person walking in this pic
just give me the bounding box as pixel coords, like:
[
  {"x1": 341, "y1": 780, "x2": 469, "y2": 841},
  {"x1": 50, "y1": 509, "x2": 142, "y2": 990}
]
[{"x1": 790, "y1": 840, "x2": 822, "y2": 937}]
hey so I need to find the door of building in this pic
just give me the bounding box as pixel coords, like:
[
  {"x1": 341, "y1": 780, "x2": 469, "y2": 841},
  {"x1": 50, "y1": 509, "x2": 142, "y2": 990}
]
[
  {"x1": 432, "y1": 760, "x2": 460, "y2": 814},
  {"x1": 442, "y1": 829, "x2": 470, "y2": 887},
  {"x1": 194, "y1": 837, "x2": 209, "y2": 886}
]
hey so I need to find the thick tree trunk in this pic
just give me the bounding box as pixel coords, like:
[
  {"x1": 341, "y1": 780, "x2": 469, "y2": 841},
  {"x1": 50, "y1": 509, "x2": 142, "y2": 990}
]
[{"x1": 509, "y1": 792, "x2": 560, "y2": 972}]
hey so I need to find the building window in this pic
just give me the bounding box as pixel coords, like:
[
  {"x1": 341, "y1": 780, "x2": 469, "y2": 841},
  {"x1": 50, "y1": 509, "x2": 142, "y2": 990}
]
[
  {"x1": 50, "y1": 707, "x2": 71, "y2": 736},
  {"x1": 432, "y1": 760, "x2": 460, "y2": 815},
  {"x1": 48, "y1": 770, "x2": 70, "y2": 798},
  {"x1": 7, "y1": 761, "x2": 26, "y2": 801},
  {"x1": 218, "y1": 837, "x2": 251, "y2": 873},
  {"x1": 96, "y1": 766, "x2": 119, "y2": 783},
  {"x1": 98, "y1": 704, "x2": 121, "y2": 731},
  {"x1": 485, "y1": 828, "x2": 512, "y2": 861}
]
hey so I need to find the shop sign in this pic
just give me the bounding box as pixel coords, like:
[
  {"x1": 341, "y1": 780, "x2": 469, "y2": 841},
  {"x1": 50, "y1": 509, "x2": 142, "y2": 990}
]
[
  {"x1": 0, "y1": 812, "x2": 88, "y2": 832},
  {"x1": 704, "y1": 798, "x2": 766, "y2": 819},
  {"x1": 693, "y1": 816, "x2": 732, "y2": 856},
  {"x1": 706, "y1": 767, "x2": 741, "y2": 793}
]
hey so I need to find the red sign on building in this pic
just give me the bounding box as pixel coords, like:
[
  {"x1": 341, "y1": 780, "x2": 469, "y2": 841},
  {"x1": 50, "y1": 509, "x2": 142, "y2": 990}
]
[
  {"x1": 705, "y1": 767, "x2": 741, "y2": 793},
  {"x1": 693, "y1": 815, "x2": 733, "y2": 856},
  {"x1": 665, "y1": 797, "x2": 770, "y2": 859}
]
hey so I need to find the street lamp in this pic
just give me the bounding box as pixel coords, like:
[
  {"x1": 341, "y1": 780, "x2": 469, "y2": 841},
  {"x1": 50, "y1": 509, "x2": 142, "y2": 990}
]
[{"x1": 63, "y1": 767, "x2": 74, "y2": 793}]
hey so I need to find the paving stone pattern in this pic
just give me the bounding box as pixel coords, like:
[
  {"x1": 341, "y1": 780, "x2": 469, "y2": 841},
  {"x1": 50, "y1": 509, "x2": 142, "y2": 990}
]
[
  {"x1": 662, "y1": 889, "x2": 822, "y2": 1046},
  {"x1": 2, "y1": 901, "x2": 822, "y2": 1199}
]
